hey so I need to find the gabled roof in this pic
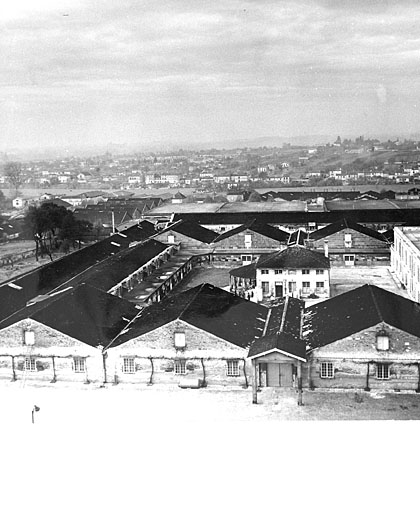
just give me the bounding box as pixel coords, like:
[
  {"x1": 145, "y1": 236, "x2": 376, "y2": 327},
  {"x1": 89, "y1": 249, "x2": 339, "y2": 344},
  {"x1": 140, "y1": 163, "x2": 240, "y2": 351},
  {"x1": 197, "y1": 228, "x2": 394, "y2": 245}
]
[
  {"x1": 212, "y1": 218, "x2": 289, "y2": 243},
  {"x1": 0, "y1": 283, "x2": 139, "y2": 348},
  {"x1": 109, "y1": 283, "x2": 269, "y2": 349},
  {"x1": 248, "y1": 297, "x2": 306, "y2": 360},
  {"x1": 256, "y1": 245, "x2": 330, "y2": 269},
  {"x1": 308, "y1": 218, "x2": 388, "y2": 242},
  {"x1": 303, "y1": 284, "x2": 420, "y2": 349},
  {"x1": 158, "y1": 220, "x2": 217, "y2": 244}
]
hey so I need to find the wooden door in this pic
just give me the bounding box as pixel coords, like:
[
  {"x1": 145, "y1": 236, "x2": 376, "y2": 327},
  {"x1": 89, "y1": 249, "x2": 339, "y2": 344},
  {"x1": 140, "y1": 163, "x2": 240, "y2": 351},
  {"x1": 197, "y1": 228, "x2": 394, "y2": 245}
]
[
  {"x1": 267, "y1": 363, "x2": 280, "y2": 387},
  {"x1": 275, "y1": 284, "x2": 283, "y2": 297},
  {"x1": 279, "y1": 364, "x2": 293, "y2": 387}
]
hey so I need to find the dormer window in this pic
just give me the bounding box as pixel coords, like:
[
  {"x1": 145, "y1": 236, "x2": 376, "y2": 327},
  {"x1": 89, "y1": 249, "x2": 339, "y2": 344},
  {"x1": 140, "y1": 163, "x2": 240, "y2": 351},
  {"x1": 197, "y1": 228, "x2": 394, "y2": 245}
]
[
  {"x1": 376, "y1": 330, "x2": 389, "y2": 351},
  {"x1": 174, "y1": 332, "x2": 186, "y2": 349},
  {"x1": 23, "y1": 330, "x2": 35, "y2": 346}
]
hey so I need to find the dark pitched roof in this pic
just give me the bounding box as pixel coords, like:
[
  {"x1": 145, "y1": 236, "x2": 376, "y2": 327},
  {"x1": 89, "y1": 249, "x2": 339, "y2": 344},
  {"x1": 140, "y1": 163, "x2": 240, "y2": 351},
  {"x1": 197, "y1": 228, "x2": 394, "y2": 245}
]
[
  {"x1": 212, "y1": 219, "x2": 289, "y2": 243},
  {"x1": 309, "y1": 218, "x2": 388, "y2": 242},
  {"x1": 0, "y1": 236, "x2": 166, "y2": 322},
  {"x1": 159, "y1": 220, "x2": 217, "y2": 244},
  {"x1": 303, "y1": 284, "x2": 420, "y2": 349},
  {"x1": 110, "y1": 283, "x2": 268, "y2": 349},
  {"x1": 229, "y1": 263, "x2": 257, "y2": 279},
  {"x1": 256, "y1": 246, "x2": 330, "y2": 269},
  {"x1": 248, "y1": 297, "x2": 306, "y2": 359},
  {"x1": 0, "y1": 283, "x2": 139, "y2": 348}
]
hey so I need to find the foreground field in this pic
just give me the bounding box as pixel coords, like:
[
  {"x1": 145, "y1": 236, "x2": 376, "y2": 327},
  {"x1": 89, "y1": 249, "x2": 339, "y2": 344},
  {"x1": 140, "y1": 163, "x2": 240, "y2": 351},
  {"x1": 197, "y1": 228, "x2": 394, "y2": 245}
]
[{"x1": 2, "y1": 383, "x2": 420, "y2": 425}]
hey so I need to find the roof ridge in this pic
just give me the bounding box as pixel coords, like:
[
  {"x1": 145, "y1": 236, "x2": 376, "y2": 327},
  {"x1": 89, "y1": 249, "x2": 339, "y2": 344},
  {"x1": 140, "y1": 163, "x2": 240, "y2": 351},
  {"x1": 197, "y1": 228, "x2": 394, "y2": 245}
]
[
  {"x1": 279, "y1": 295, "x2": 289, "y2": 334},
  {"x1": 368, "y1": 285, "x2": 383, "y2": 323}
]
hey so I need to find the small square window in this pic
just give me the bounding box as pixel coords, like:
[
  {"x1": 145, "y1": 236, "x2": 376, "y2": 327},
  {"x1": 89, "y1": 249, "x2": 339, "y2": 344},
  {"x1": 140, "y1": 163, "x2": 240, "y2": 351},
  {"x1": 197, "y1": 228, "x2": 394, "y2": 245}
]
[
  {"x1": 302, "y1": 281, "x2": 310, "y2": 288},
  {"x1": 274, "y1": 269, "x2": 282, "y2": 275},
  {"x1": 227, "y1": 360, "x2": 239, "y2": 377},
  {"x1": 73, "y1": 357, "x2": 86, "y2": 373},
  {"x1": 376, "y1": 363, "x2": 390, "y2": 380},
  {"x1": 316, "y1": 282, "x2": 324, "y2": 288},
  {"x1": 25, "y1": 357, "x2": 36, "y2": 372},
  {"x1": 174, "y1": 332, "x2": 186, "y2": 349},
  {"x1": 167, "y1": 235, "x2": 175, "y2": 244},
  {"x1": 174, "y1": 360, "x2": 186, "y2": 374},
  {"x1": 123, "y1": 357, "x2": 135, "y2": 374},
  {"x1": 316, "y1": 270, "x2": 324, "y2": 275},
  {"x1": 302, "y1": 269, "x2": 310, "y2": 274},
  {"x1": 320, "y1": 362, "x2": 334, "y2": 378},
  {"x1": 261, "y1": 269, "x2": 269, "y2": 275}
]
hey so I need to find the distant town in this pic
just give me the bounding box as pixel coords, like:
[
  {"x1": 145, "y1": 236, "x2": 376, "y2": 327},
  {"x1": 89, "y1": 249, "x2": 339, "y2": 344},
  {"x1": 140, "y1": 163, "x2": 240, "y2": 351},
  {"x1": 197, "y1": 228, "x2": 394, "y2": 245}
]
[{"x1": 2, "y1": 137, "x2": 420, "y2": 203}]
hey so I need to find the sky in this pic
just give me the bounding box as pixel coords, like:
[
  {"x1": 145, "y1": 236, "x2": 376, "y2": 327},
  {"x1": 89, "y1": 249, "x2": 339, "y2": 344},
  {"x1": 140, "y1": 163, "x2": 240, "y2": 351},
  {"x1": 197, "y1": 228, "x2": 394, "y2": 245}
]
[{"x1": 2, "y1": 0, "x2": 420, "y2": 150}]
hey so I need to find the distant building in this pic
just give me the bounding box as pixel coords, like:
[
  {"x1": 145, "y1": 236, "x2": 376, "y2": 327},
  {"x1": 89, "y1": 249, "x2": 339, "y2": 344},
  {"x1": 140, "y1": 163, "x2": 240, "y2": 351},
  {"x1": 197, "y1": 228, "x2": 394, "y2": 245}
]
[
  {"x1": 12, "y1": 197, "x2": 26, "y2": 209},
  {"x1": 391, "y1": 226, "x2": 420, "y2": 302},
  {"x1": 255, "y1": 245, "x2": 330, "y2": 301}
]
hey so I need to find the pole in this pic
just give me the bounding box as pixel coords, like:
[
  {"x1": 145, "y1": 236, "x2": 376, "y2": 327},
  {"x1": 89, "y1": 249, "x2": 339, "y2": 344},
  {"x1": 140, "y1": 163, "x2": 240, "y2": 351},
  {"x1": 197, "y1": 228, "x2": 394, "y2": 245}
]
[
  {"x1": 297, "y1": 360, "x2": 303, "y2": 406},
  {"x1": 252, "y1": 359, "x2": 258, "y2": 404}
]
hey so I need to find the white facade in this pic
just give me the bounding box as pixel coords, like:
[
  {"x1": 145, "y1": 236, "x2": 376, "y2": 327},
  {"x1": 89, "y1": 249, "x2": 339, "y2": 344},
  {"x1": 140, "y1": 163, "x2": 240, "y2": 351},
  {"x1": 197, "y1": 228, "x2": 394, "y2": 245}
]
[
  {"x1": 256, "y1": 267, "x2": 330, "y2": 302},
  {"x1": 391, "y1": 227, "x2": 420, "y2": 302}
]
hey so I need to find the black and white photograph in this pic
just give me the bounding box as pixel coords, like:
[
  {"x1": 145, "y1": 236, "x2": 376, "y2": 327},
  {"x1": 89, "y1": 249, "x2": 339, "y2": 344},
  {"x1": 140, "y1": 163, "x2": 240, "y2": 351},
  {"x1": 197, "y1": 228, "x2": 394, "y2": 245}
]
[{"x1": 1, "y1": 1, "x2": 419, "y2": 510}]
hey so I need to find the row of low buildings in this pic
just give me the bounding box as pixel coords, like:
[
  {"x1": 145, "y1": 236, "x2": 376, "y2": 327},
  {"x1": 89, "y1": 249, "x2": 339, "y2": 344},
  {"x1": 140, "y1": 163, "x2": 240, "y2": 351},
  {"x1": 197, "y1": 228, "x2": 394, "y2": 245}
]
[{"x1": 1, "y1": 279, "x2": 420, "y2": 398}]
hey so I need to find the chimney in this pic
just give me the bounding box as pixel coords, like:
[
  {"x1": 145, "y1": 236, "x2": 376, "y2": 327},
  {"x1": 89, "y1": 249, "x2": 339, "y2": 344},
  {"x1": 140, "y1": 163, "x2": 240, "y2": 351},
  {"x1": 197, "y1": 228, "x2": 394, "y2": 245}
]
[{"x1": 324, "y1": 241, "x2": 329, "y2": 258}]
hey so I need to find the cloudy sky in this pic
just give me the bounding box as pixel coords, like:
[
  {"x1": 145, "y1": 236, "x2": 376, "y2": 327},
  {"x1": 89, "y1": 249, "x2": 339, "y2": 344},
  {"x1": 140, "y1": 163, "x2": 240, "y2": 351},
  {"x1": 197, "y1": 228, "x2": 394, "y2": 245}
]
[{"x1": 2, "y1": 0, "x2": 420, "y2": 150}]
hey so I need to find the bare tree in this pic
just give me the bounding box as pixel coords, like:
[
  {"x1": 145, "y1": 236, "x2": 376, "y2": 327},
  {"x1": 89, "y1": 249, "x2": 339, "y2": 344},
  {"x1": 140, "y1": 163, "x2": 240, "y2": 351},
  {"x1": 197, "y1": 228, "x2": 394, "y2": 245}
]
[{"x1": 4, "y1": 162, "x2": 23, "y2": 196}]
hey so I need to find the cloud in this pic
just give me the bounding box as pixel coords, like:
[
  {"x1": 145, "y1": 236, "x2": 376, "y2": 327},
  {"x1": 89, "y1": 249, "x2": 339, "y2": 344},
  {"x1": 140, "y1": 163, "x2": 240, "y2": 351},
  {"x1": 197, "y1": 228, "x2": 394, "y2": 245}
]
[{"x1": 2, "y1": 0, "x2": 420, "y2": 148}]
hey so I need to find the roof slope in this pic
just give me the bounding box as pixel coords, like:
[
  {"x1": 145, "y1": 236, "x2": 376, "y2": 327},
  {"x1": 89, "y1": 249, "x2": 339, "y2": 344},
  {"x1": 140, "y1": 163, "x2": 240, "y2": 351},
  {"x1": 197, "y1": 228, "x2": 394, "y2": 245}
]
[
  {"x1": 256, "y1": 245, "x2": 330, "y2": 269},
  {"x1": 213, "y1": 219, "x2": 289, "y2": 243},
  {"x1": 248, "y1": 297, "x2": 306, "y2": 359},
  {"x1": 303, "y1": 284, "x2": 420, "y2": 349},
  {"x1": 309, "y1": 218, "x2": 388, "y2": 242},
  {"x1": 229, "y1": 263, "x2": 257, "y2": 279},
  {"x1": 110, "y1": 283, "x2": 268, "y2": 349},
  {"x1": 0, "y1": 283, "x2": 139, "y2": 348},
  {"x1": 159, "y1": 220, "x2": 217, "y2": 244}
]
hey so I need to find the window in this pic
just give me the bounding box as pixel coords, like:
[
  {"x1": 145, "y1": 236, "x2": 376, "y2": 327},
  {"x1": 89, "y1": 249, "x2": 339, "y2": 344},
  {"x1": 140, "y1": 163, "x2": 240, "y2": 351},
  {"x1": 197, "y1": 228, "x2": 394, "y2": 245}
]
[
  {"x1": 227, "y1": 360, "x2": 240, "y2": 377},
  {"x1": 376, "y1": 331, "x2": 389, "y2": 351},
  {"x1": 288, "y1": 281, "x2": 296, "y2": 292},
  {"x1": 316, "y1": 282, "x2": 324, "y2": 288},
  {"x1": 174, "y1": 360, "x2": 186, "y2": 374},
  {"x1": 316, "y1": 270, "x2": 324, "y2": 275},
  {"x1": 262, "y1": 281, "x2": 269, "y2": 294},
  {"x1": 167, "y1": 235, "x2": 175, "y2": 244},
  {"x1": 376, "y1": 363, "x2": 390, "y2": 380},
  {"x1": 23, "y1": 330, "x2": 35, "y2": 346},
  {"x1": 25, "y1": 357, "x2": 36, "y2": 372},
  {"x1": 344, "y1": 233, "x2": 352, "y2": 248},
  {"x1": 73, "y1": 357, "x2": 86, "y2": 373},
  {"x1": 302, "y1": 281, "x2": 310, "y2": 288},
  {"x1": 174, "y1": 332, "x2": 186, "y2": 349},
  {"x1": 123, "y1": 357, "x2": 135, "y2": 374},
  {"x1": 261, "y1": 269, "x2": 269, "y2": 275},
  {"x1": 344, "y1": 255, "x2": 355, "y2": 262},
  {"x1": 241, "y1": 255, "x2": 252, "y2": 262},
  {"x1": 244, "y1": 234, "x2": 252, "y2": 248},
  {"x1": 274, "y1": 269, "x2": 283, "y2": 275},
  {"x1": 320, "y1": 362, "x2": 334, "y2": 379},
  {"x1": 288, "y1": 270, "x2": 296, "y2": 275},
  {"x1": 302, "y1": 269, "x2": 310, "y2": 275}
]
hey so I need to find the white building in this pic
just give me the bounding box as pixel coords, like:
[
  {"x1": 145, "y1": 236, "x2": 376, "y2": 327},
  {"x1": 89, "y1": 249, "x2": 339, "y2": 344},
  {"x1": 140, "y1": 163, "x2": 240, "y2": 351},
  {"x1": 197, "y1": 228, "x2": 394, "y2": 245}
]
[
  {"x1": 255, "y1": 245, "x2": 330, "y2": 302},
  {"x1": 391, "y1": 226, "x2": 420, "y2": 302}
]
